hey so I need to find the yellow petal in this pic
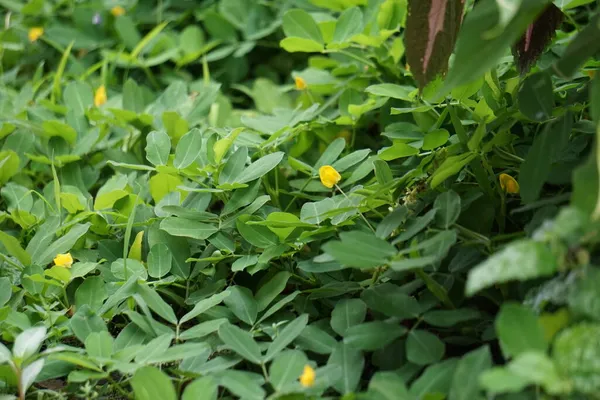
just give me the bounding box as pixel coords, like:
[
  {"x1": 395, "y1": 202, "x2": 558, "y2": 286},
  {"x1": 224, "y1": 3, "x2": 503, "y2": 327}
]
[
  {"x1": 53, "y1": 253, "x2": 74, "y2": 268},
  {"x1": 499, "y1": 173, "x2": 519, "y2": 194},
  {"x1": 295, "y1": 76, "x2": 307, "y2": 90},
  {"x1": 111, "y1": 5, "x2": 126, "y2": 17},
  {"x1": 28, "y1": 27, "x2": 44, "y2": 43},
  {"x1": 319, "y1": 165, "x2": 341, "y2": 189},
  {"x1": 94, "y1": 85, "x2": 107, "y2": 107},
  {"x1": 299, "y1": 365, "x2": 315, "y2": 388}
]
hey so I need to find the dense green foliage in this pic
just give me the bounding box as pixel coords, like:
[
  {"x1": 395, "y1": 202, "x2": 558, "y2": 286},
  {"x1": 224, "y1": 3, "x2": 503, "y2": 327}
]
[{"x1": 1, "y1": 0, "x2": 600, "y2": 399}]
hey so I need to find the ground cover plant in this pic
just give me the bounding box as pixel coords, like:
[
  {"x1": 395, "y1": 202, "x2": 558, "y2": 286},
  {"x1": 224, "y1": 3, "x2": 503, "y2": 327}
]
[{"x1": 1, "y1": 0, "x2": 600, "y2": 399}]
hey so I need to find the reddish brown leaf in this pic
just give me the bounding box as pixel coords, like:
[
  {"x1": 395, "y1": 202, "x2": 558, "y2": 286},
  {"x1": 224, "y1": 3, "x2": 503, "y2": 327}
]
[
  {"x1": 513, "y1": 4, "x2": 563, "y2": 74},
  {"x1": 405, "y1": 0, "x2": 466, "y2": 89}
]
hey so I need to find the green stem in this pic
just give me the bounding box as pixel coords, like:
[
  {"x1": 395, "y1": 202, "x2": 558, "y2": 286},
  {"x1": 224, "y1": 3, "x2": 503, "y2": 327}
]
[{"x1": 335, "y1": 184, "x2": 375, "y2": 233}]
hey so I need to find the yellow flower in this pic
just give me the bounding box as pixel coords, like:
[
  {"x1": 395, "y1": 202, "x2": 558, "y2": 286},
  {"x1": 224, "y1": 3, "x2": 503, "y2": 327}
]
[
  {"x1": 94, "y1": 85, "x2": 107, "y2": 107},
  {"x1": 319, "y1": 165, "x2": 341, "y2": 189},
  {"x1": 295, "y1": 76, "x2": 307, "y2": 90},
  {"x1": 299, "y1": 365, "x2": 315, "y2": 388},
  {"x1": 499, "y1": 173, "x2": 519, "y2": 194},
  {"x1": 28, "y1": 27, "x2": 44, "y2": 42},
  {"x1": 111, "y1": 5, "x2": 126, "y2": 17},
  {"x1": 54, "y1": 253, "x2": 74, "y2": 268}
]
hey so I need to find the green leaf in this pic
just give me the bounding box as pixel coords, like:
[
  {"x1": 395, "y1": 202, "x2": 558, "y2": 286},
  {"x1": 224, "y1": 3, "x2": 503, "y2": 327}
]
[
  {"x1": 13, "y1": 326, "x2": 46, "y2": 360},
  {"x1": 422, "y1": 308, "x2": 481, "y2": 327},
  {"x1": 331, "y1": 298, "x2": 367, "y2": 336},
  {"x1": 85, "y1": 331, "x2": 113, "y2": 360},
  {"x1": 344, "y1": 321, "x2": 407, "y2": 351},
  {"x1": 441, "y1": 0, "x2": 549, "y2": 94},
  {"x1": 422, "y1": 129, "x2": 450, "y2": 150},
  {"x1": 159, "y1": 217, "x2": 218, "y2": 240},
  {"x1": 137, "y1": 283, "x2": 177, "y2": 325},
  {"x1": 148, "y1": 243, "x2": 172, "y2": 279},
  {"x1": 332, "y1": 7, "x2": 364, "y2": 44},
  {"x1": 379, "y1": 142, "x2": 420, "y2": 161},
  {"x1": 42, "y1": 120, "x2": 77, "y2": 144},
  {"x1": 145, "y1": 131, "x2": 171, "y2": 167},
  {"x1": 70, "y1": 305, "x2": 107, "y2": 343},
  {"x1": 280, "y1": 37, "x2": 325, "y2": 52},
  {"x1": 328, "y1": 343, "x2": 364, "y2": 394},
  {"x1": 223, "y1": 286, "x2": 257, "y2": 325},
  {"x1": 496, "y1": 303, "x2": 547, "y2": 358},
  {"x1": 219, "y1": 146, "x2": 248, "y2": 185},
  {"x1": 430, "y1": 152, "x2": 477, "y2": 188},
  {"x1": 365, "y1": 83, "x2": 415, "y2": 100},
  {"x1": 182, "y1": 376, "x2": 218, "y2": 400},
  {"x1": 519, "y1": 115, "x2": 572, "y2": 203},
  {"x1": 131, "y1": 366, "x2": 177, "y2": 400},
  {"x1": 234, "y1": 152, "x2": 284, "y2": 184},
  {"x1": 63, "y1": 81, "x2": 93, "y2": 117},
  {"x1": 269, "y1": 350, "x2": 308, "y2": 392},
  {"x1": 282, "y1": 9, "x2": 324, "y2": 43},
  {"x1": 554, "y1": 13, "x2": 600, "y2": 77},
  {"x1": 255, "y1": 271, "x2": 291, "y2": 312},
  {"x1": 553, "y1": 323, "x2": 600, "y2": 395},
  {"x1": 180, "y1": 319, "x2": 228, "y2": 341},
  {"x1": 218, "y1": 322, "x2": 263, "y2": 364},
  {"x1": 145, "y1": 342, "x2": 210, "y2": 364},
  {"x1": 466, "y1": 240, "x2": 558, "y2": 296},
  {"x1": 174, "y1": 129, "x2": 202, "y2": 169},
  {"x1": 361, "y1": 283, "x2": 421, "y2": 319},
  {"x1": 479, "y1": 367, "x2": 529, "y2": 395},
  {"x1": 74, "y1": 276, "x2": 107, "y2": 313},
  {"x1": 518, "y1": 71, "x2": 554, "y2": 121},
  {"x1": 0, "y1": 231, "x2": 31, "y2": 266},
  {"x1": 219, "y1": 370, "x2": 266, "y2": 400},
  {"x1": 236, "y1": 215, "x2": 279, "y2": 248},
  {"x1": 265, "y1": 314, "x2": 309, "y2": 361},
  {"x1": 433, "y1": 190, "x2": 461, "y2": 229},
  {"x1": 410, "y1": 358, "x2": 458, "y2": 398},
  {"x1": 0, "y1": 150, "x2": 20, "y2": 185},
  {"x1": 322, "y1": 231, "x2": 396, "y2": 269},
  {"x1": 449, "y1": 346, "x2": 492, "y2": 400},
  {"x1": 180, "y1": 290, "x2": 231, "y2": 324},
  {"x1": 406, "y1": 330, "x2": 445, "y2": 365},
  {"x1": 368, "y1": 371, "x2": 411, "y2": 399},
  {"x1": 507, "y1": 351, "x2": 570, "y2": 395},
  {"x1": 0, "y1": 278, "x2": 12, "y2": 307},
  {"x1": 36, "y1": 223, "x2": 90, "y2": 266},
  {"x1": 296, "y1": 324, "x2": 338, "y2": 354}
]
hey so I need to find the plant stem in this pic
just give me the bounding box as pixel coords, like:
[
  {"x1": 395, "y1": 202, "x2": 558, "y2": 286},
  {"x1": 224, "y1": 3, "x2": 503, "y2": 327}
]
[{"x1": 335, "y1": 184, "x2": 375, "y2": 233}]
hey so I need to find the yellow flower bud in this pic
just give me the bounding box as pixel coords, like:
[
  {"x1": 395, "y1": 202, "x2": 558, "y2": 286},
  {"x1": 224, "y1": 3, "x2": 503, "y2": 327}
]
[
  {"x1": 319, "y1": 165, "x2": 341, "y2": 189},
  {"x1": 28, "y1": 27, "x2": 44, "y2": 43},
  {"x1": 299, "y1": 365, "x2": 315, "y2": 388},
  {"x1": 499, "y1": 173, "x2": 519, "y2": 194},
  {"x1": 111, "y1": 5, "x2": 126, "y2": 17},
  {"x1": 295, "y1": 76, "x2": 307, "y2": 90},
  {"x1": 53, "y1": 253, "x2": 74, "y2": 268},
  {"x1": 94, "y1": 85, "x2": 107, "y2": 107}
]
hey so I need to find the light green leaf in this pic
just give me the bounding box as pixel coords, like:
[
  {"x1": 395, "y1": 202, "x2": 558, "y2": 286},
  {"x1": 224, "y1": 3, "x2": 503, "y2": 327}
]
[
  {"x1": 496, "y1": 303, "x2": 547, "y2": 358},
  {"x1": 159, "y1": 217, "x2": 218, "y2": 240},
  {"x1": 131, "y1": 367, "x2": 177, "y2": 400},
  {"x1": 146, "y1": 131, "x2": 171, "y2": 166},
  {"x1": 466, "y1": 240, "x2": 557, "y2": 296}
]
